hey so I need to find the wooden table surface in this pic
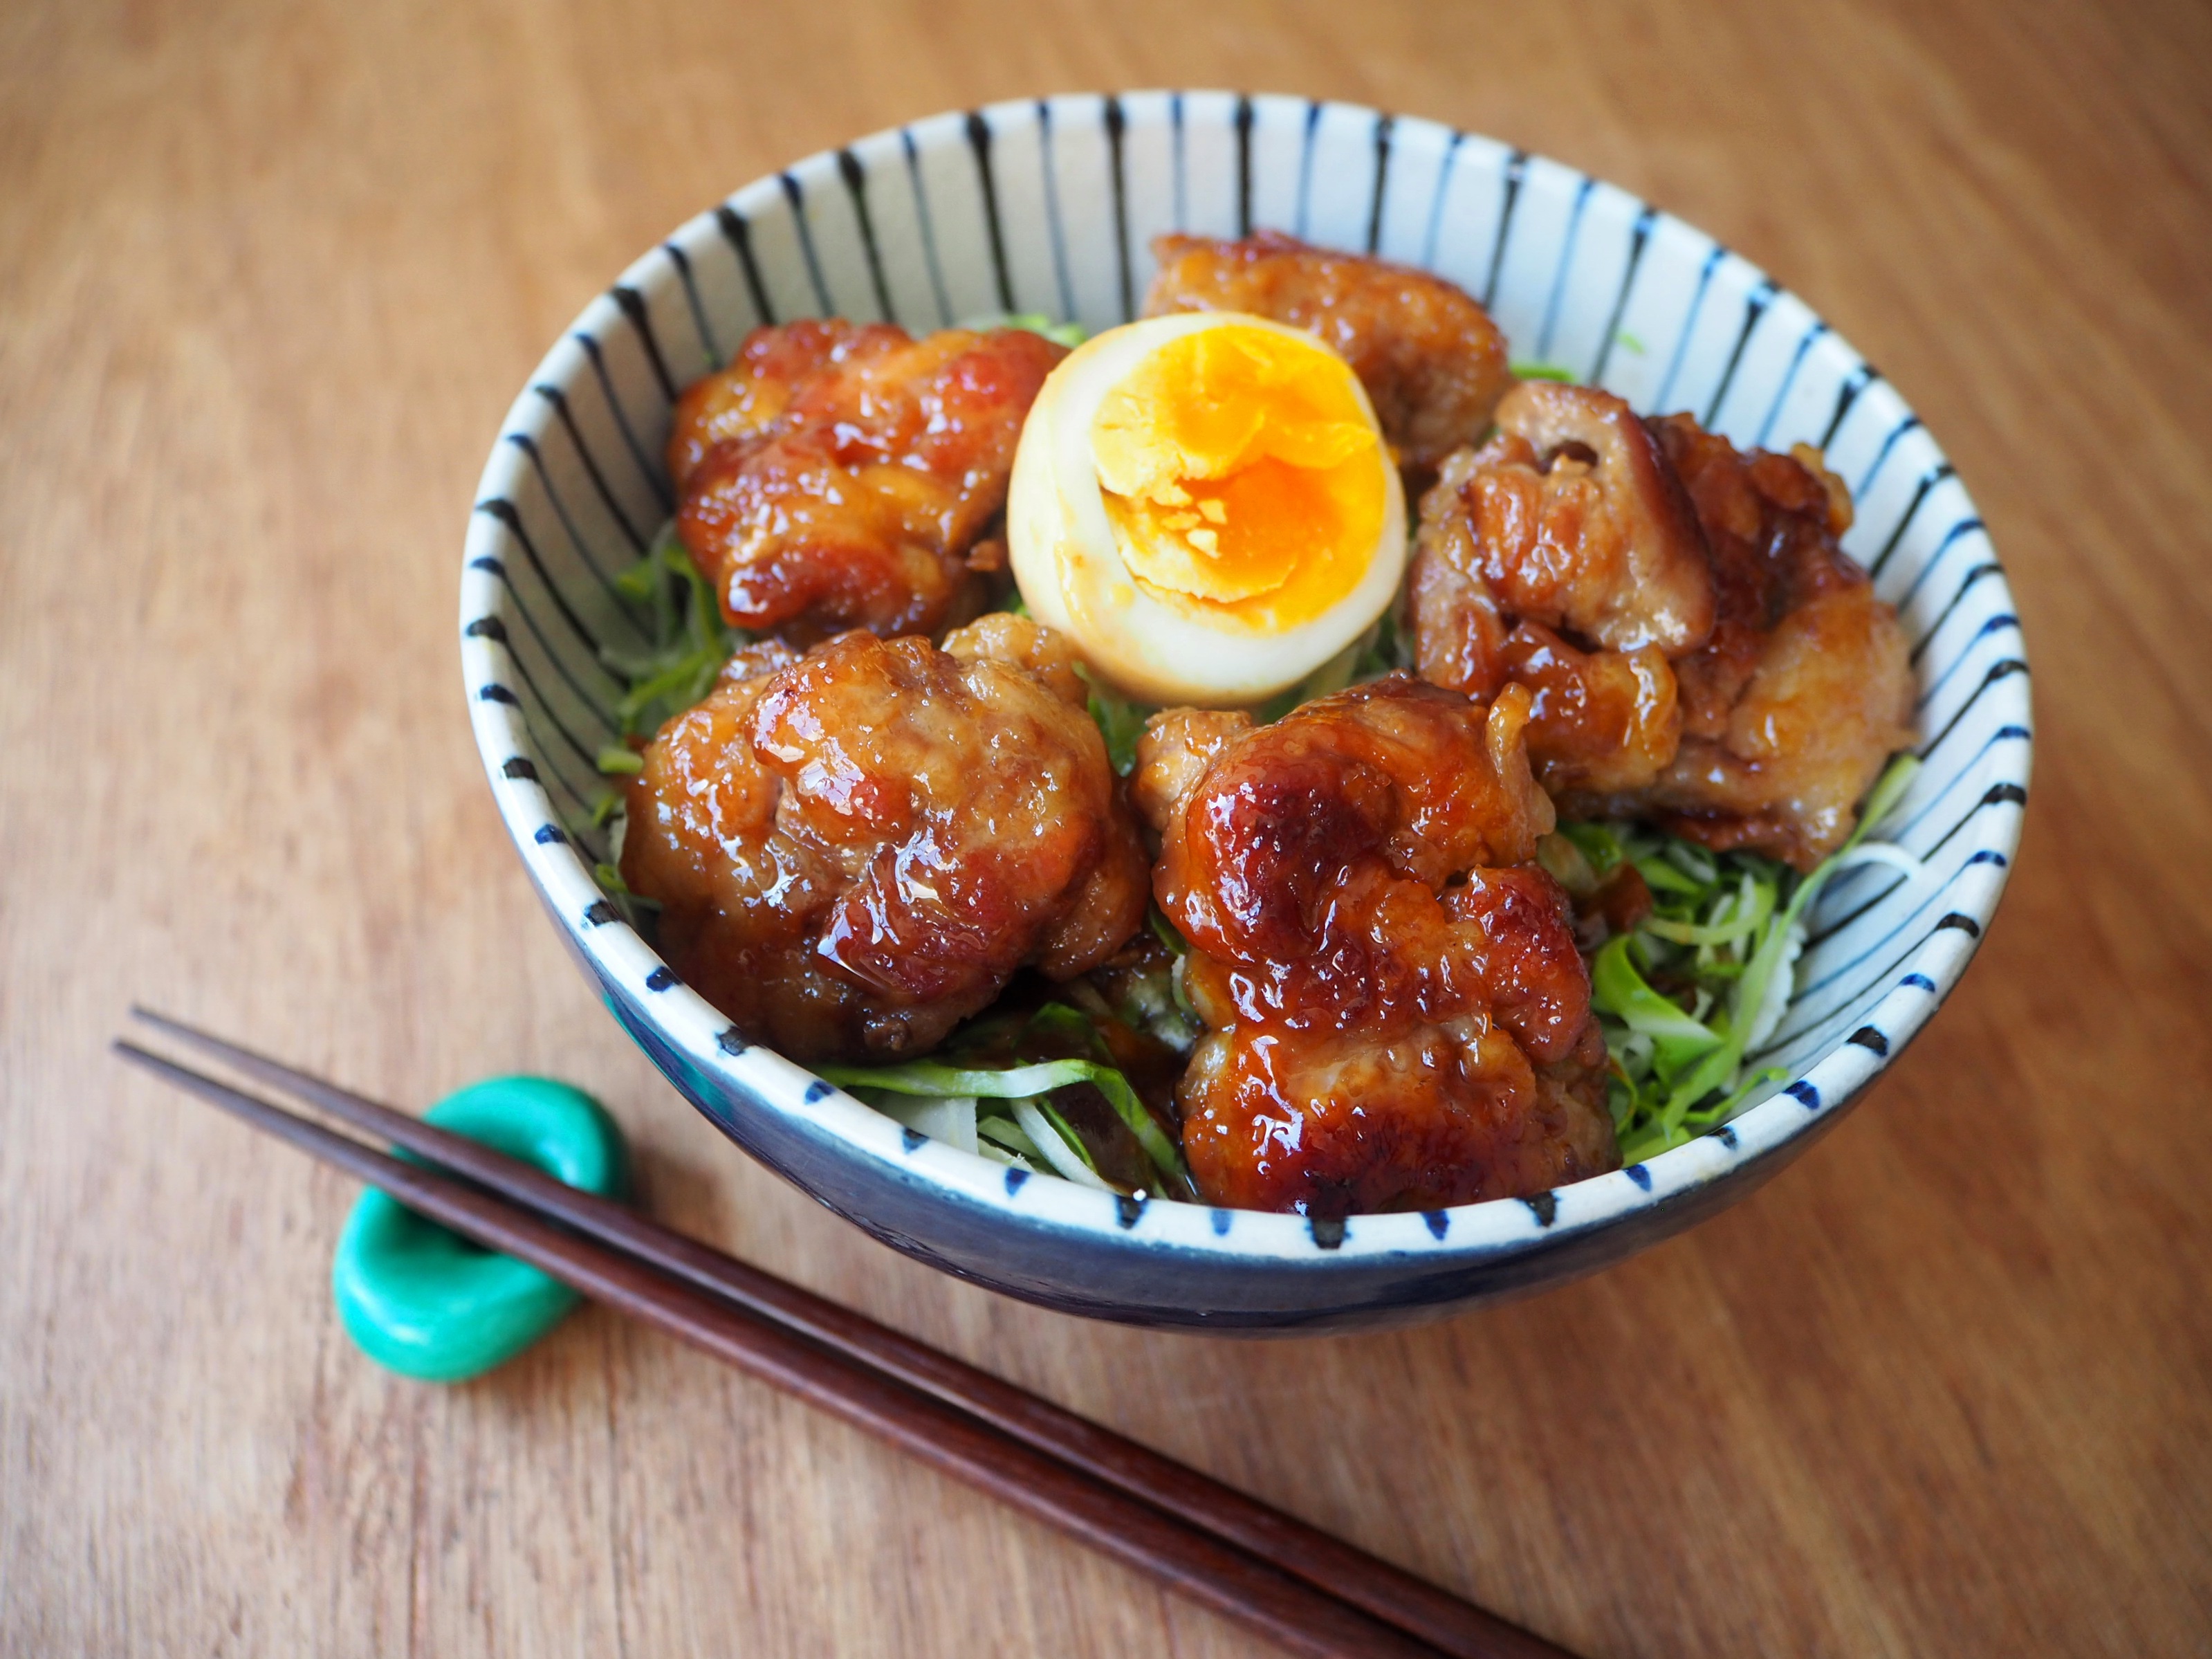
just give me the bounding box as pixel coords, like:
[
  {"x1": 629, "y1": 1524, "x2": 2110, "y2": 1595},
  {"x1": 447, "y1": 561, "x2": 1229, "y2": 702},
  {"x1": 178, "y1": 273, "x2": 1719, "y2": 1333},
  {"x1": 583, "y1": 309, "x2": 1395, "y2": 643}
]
[{"x1": 6, "y1": 1, "x2": 2211, "y2": 1653}]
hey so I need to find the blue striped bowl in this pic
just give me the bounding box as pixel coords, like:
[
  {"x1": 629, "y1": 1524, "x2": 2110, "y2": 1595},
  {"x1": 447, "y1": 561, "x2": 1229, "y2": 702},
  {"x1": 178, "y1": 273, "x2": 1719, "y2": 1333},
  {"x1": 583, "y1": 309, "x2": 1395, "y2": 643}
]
[{"x1": 461, "y1": 93, "x2": 2029, "y2": 1332}]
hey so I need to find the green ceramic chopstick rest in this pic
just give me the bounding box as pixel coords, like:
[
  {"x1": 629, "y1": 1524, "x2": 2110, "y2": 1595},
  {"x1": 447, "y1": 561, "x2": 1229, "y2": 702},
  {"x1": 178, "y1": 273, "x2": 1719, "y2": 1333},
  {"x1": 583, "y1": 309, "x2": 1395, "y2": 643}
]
[{"x1": 333, "y1": 1076, "x2": 627, "y2": 1383}]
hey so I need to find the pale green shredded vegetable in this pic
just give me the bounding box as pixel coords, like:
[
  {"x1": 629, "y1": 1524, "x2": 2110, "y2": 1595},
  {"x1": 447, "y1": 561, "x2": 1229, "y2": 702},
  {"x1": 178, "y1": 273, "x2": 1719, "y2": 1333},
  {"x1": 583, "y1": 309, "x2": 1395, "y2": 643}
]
[
  {"x1": 600, "y1": 521, "x2": 747, "y2": 742},
  {"x1": 598, "y1": 331, "x2": 1919, "y2": 1191},
  {"x1": 1576, "y1": 754, "x2": 1921, "y2": 1162},
  {"x1": 1082, "y1": 614, "x2": 1403, "y2": 773},
  {"x1": 591, "y1": 860, "x2": 657, "y2": 908},
  {"x1": 1076, "y1": 667, "x2": 1151, "y2": 776},
  {"x1": 816, "y1": 1051, "x2": 1193, "y2": 1199}
]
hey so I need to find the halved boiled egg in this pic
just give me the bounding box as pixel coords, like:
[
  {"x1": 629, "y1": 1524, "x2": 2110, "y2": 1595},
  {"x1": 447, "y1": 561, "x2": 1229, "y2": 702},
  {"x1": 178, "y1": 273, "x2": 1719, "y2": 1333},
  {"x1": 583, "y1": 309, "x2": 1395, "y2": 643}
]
[{"x1": 1007, "y1": 311, "x2": 1407, "y2": 706}]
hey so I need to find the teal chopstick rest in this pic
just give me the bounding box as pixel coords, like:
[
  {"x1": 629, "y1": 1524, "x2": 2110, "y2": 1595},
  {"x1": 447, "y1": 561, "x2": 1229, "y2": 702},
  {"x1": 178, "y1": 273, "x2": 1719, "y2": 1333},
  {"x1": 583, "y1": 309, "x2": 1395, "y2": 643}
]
[{"x1": 333, "y1": 1076, "x2": 628, "y2": 1383}]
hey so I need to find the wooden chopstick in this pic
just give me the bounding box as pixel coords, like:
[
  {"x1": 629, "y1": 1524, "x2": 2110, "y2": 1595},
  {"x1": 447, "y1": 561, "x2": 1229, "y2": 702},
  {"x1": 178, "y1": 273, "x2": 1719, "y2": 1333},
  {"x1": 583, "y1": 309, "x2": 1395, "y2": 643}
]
[
  {"x1": 128, "y1": 1008, "x2": 1570, "y2": 1659},
  {"x1": 113, "y1": 1029, "x2": 1576, "y2": 1659},
  {"x1": 113, "y1": 1038, "x2": 1433, "y2": 1659}
]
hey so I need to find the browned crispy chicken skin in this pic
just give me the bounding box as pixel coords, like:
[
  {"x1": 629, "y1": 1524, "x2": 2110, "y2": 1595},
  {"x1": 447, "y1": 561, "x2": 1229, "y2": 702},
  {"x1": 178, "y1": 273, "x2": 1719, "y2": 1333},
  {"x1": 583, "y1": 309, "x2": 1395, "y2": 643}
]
[
  {"x1": 1600, "y1": 416, "x2": 1916, "y2": 867},
  {"x1": 667, "y1": 321, "x2": 1066, "y2": 644},
  {"x1": 1412, "y1": 383, "x2": 1912, "y2": 869},
  {"x1": 619, "y1": 616, "x2": 1148, "y2": 1063},
  {"x1": 1144, "y1": 231, "x2": 1513, "y2": 474},
  {"x1": 1134, "y1": 677, "x2": 1617, "y2": 1216},
  {"x1": 1412, "y1": 381, "x2": 1713, "y2": 797}
]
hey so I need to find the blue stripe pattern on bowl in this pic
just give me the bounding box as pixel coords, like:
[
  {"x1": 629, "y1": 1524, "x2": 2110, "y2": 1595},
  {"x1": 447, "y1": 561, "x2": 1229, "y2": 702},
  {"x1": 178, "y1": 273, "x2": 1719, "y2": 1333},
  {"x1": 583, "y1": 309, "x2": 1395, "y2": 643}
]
[{"x1": 459, "y1": 93, "x2": 2029, "y2": 1331}]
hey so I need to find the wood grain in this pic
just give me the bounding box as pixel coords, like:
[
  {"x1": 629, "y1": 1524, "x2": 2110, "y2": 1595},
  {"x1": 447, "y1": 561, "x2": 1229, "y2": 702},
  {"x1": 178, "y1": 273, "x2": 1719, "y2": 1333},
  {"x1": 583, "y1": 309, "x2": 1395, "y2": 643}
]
[
  {"x1": 3, "y1": 1, "x2": 2209, "y2": 1654},
  {"x1": 111, "y1": 1038, "x2": 1500, "y2": 1659}
]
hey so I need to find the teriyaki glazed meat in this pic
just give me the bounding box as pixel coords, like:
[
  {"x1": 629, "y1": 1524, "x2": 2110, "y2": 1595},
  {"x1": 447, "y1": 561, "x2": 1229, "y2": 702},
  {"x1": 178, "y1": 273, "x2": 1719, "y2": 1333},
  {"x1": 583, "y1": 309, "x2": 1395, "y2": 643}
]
[{"x1": 590, "y1": 231, "x2": 1916, "y2": 1217}]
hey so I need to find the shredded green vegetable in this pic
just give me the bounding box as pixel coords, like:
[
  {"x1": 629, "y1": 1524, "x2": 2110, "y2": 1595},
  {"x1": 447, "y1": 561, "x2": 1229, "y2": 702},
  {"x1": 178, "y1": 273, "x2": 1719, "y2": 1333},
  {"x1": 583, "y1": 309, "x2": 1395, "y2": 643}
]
[
  {"x1": 601, "y1": 522, "x2": 746, "y2": 741},
  {"x1": 823, "y1": 748, "x2": 1915, "y2": 1186},
  {"x1": 563, "y1": 524, "x2": 749, "y2": 909},
  {"x1": 591, "y1": 860, "x2": 656, "y2": 908},
  {"x1": 1574, "y1": 754, "x2": 1921, "y2": 1162},
  {"x1": 1076, "y1": 612, "x2": 1410, "y2": 771},
  {"x1": 816, "y1": 1002, "x2": 1195, "y2": 1200},
  {"x1": 590, "y1": 322, "x2": 1915, "y2": 1191},
  {"x1": 975, "y1": 1112, "x2": 1046, "y2": 1164},
  {"x1": 1355, "y1": 605, "x2": 1414, "y2": 680},
  {"x1": 1076, "y1": 668, "x2": 1152, "y2": 776}
]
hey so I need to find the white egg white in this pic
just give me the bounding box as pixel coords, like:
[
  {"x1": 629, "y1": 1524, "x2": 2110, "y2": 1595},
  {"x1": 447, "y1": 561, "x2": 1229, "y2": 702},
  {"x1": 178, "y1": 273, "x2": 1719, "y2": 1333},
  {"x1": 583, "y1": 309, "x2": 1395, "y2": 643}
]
[{"x1": 1007, "y1": 311, "x2": 1408, "y2": 708}]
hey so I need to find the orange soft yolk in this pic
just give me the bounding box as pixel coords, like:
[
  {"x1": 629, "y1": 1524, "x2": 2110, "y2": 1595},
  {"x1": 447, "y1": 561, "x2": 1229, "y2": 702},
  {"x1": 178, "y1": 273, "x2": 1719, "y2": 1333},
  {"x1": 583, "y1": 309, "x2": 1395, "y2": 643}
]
[{"x1": 1089, "y1": 322, "x2": 1387, "y2": 632}]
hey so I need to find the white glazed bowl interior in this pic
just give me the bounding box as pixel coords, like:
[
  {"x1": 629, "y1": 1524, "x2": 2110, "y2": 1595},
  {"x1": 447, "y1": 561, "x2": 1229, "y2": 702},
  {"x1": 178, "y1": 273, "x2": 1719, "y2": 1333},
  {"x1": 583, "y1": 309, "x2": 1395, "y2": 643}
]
[{"x1": 461, "y1": 93, "x2": 2029, "y2": 1332}]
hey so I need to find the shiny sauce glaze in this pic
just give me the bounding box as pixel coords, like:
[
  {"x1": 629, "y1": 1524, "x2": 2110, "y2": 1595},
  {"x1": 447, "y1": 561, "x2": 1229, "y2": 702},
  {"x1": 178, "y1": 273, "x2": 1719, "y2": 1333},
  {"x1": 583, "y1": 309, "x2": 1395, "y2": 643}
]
[
  {"x1": 1134, "y1": 677, "x2": 1618, "y2": 1216},
  {"x1": 1410, "y1": 380, "x2": 1713, "y2": 796},
  {"x1": 670, "y1": 322, "x2": 1066, "y2": 643},
  {"x1": 620, "y1": 618, "x2": 1148, "y2": 1063},
  {"x1": 1412, "y1": 381, "x2": 1913, "y2": 870},
  {"x1": 1568, "y1": 416, "x2": 1915, "y2": 868}
]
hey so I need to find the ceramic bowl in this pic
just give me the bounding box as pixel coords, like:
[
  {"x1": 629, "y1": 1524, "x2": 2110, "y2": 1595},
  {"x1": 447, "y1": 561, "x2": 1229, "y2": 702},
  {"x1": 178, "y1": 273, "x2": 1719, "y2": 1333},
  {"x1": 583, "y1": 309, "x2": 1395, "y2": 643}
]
[{"x1": 461, "y1": 93, "x2": 2029, "y2": 1332}]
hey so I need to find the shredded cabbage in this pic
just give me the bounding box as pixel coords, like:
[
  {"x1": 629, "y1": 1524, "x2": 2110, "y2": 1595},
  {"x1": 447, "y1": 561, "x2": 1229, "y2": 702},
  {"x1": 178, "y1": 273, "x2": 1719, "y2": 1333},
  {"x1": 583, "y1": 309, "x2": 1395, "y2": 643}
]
[
  {"x1": 1076, "y1": 668, "x2": 1151, "y2": 776},
  {"x1": 1585, "y1": 754, "x2": 1921, "y2": 1162},
  {"x1": 817, "y1": 1004, "x2": 1195, "y2": 1200},
  {"x1": 561, "y1": 524, "x2": 746, "y2": 915},
  {"x1": 600, "y1": 520, "x2": 746, "y2": 741},
  {"x1": 1013, "y1": 1099, "x2": 1114, "y2": 1189},
  {"x1": 870, "y1": 1092, "x2": 980, "y2": 1155}
]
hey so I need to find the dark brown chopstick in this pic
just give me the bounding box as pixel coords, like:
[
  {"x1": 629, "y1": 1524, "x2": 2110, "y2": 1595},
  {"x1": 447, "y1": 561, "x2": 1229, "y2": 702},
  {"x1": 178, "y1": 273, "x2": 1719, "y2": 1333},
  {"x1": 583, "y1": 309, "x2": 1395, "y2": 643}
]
[
  {"x1": 115, "y1": 1038, "x2": 1438, "y2": 1659},
  {"x1": 127, "y1": 1009, "x2": 1561, "y2": 1659},
  {"x1": 118, "y1": 1014, "x2": 1577, "y2": 1659}
]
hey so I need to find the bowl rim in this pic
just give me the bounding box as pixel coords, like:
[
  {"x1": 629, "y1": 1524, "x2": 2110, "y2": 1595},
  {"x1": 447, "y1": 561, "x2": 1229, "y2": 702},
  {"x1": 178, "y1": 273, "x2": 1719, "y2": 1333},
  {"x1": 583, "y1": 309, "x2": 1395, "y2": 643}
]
[{"x1": 460, "y1": 90, "x2": 2031, "y2": 1270}]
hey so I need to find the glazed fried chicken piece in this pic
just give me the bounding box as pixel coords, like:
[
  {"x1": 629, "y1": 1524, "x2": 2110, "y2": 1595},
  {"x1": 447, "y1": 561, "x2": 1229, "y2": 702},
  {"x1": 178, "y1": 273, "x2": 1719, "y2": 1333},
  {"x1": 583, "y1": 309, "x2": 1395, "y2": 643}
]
[
  {"x1": 619, "y1": 616, "x2": 1148, "y2": 1063},
  {"x1": 665, "y1": 318, "x2": 892, "y2": 488},
  {"x1": 1572, "y1": 417, "x2": 1915, "y2": 868},
  {"x1": 1134, "y1": 678, "x2": 1618, "y2": 1216},
  {"x1": 669, "y1": 322, "x2": 1067, "y2": 644},
  {"x1": 1411, "y1": 384, "x2": 1914, "y2": 868},
  {"x1": 1411, "y1": 381, "x2": 1715, "y2": 795},
  {"x1": 1144, "y1": 230, "x2": 1513, "y2": 473}
]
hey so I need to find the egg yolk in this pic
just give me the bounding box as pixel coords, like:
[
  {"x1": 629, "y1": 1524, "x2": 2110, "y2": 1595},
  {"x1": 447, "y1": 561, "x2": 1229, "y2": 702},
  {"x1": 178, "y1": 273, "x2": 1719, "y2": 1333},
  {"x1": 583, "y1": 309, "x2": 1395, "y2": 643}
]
[{"x1": 1089, "y1": 323, "x2": 1386, "y2": 631}]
